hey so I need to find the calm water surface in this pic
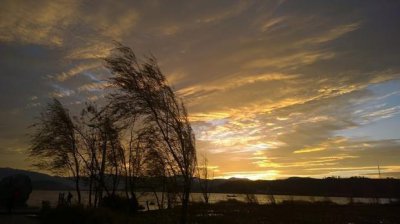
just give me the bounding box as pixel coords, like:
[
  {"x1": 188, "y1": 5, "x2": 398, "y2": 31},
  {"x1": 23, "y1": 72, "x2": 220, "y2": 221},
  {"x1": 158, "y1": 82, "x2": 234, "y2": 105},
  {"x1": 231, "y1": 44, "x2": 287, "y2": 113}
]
[{"x1": 27, "y1": 191, "x2": 397, "y2": 209}]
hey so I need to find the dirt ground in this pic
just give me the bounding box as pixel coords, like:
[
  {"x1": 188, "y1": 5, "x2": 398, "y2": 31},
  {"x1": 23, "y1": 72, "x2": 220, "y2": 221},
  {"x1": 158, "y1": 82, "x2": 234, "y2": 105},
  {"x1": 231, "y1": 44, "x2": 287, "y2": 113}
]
[{"x1": 0, "y1": 214, "x2": 40, "y2": 224}]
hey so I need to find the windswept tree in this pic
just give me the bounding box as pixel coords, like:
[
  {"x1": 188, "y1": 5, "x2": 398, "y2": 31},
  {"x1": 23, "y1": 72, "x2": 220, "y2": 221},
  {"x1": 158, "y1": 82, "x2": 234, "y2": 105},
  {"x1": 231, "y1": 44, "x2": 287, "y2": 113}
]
[
  {"x1": 75, "y1": 103, "x2": 128, "y2": 207},
  {"x1": 197, "y1": 155, "x2": 213, "y2": 204},
  {"x1": 30, "y1": 99, "x2": 82, "y2": 203},
  {"x1": 120, "y1": 125, "x2": 152, "y2": 207},
  {"x1": 105, "y1": 43, "x2": 197, "y2": 223}
]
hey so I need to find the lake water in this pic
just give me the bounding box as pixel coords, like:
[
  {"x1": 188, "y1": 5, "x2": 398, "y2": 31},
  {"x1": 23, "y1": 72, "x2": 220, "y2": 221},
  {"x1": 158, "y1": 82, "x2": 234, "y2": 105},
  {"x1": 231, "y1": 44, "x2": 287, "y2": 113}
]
[{"x1": 27, "y1": 191, "x2": 398, "y2": 210}]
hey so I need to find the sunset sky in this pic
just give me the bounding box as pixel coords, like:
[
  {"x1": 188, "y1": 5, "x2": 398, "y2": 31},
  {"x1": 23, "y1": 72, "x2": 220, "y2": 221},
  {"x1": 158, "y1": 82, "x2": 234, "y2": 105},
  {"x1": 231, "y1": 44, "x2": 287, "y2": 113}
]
[{"x1": 0, "y1": 0, "x2": 399, "y2": 180}]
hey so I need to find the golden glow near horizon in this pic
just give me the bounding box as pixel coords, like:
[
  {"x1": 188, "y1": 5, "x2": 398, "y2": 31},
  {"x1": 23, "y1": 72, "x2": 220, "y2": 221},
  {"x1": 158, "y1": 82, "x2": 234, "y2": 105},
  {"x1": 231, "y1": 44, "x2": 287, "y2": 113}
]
[
  {"x1": 216, "y1": 170, "x2": 279, "y2": 181},
  {"x1": 1, "y1": 1, "x2": 400, "y2": 180}
]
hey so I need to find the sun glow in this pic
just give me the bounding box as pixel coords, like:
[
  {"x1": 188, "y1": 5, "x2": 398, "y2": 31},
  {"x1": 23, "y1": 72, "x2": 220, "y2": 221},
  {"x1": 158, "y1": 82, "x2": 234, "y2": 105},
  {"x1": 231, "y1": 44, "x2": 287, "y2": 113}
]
[{"x1": 217, "y1": 170, "x2": 279, "y2": 180}]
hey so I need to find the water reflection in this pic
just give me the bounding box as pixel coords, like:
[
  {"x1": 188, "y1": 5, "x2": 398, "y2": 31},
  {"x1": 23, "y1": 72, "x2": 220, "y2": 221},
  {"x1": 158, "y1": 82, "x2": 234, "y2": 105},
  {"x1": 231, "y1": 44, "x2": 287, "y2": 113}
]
[{"x1": 28, "y1": 191, "x2": 398, "y2": 210}]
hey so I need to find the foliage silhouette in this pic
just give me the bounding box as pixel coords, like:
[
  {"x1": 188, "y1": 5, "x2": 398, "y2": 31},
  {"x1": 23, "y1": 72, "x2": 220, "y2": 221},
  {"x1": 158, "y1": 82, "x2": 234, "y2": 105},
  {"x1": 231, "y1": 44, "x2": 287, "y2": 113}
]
[
  {"x1": 105, "y1": 43, "x2": 197, "y2": 223},
  {"x1": 29, "y1": 43, "x2": 197, "y2": 223}
]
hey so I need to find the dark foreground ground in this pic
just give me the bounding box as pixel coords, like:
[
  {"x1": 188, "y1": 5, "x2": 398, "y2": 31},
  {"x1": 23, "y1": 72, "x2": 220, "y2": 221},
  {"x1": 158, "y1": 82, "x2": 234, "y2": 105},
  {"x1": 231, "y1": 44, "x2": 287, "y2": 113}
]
[{"x1": 1, "y1": 201, "x2": 400, "y2": 224}]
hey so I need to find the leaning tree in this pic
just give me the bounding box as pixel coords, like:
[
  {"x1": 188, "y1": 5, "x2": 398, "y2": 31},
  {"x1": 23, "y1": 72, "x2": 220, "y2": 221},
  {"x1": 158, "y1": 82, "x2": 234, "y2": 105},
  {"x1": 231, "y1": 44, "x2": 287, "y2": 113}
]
[
  {"x1": 105, "y1": 43, "x2": 197, "y2": 224},
  {"x1": 30, "y1": 99, "x2": 82, "y2": 203}
]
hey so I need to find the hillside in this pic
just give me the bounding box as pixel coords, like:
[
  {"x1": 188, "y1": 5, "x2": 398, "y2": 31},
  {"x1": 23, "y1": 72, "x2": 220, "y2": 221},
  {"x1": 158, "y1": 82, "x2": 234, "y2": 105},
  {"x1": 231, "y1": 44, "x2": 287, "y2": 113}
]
[
  {"x1": 203, "y1": 177, "x2": 400, "y2": 198},
  {"x1": 1, "y1": 168, "x2": 400, "y2": 198},
  {"x1": 0, "y1": 167, "x2": 74, "y2": 190}
]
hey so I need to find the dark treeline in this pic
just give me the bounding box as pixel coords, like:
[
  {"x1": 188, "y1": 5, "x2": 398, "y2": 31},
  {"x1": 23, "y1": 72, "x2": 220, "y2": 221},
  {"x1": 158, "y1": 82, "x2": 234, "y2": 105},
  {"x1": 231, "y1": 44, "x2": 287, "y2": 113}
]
[
  {"x1": 200, "y1": 177, "x2": 400, "y2": 198},
  {"x1": 96, "y1": 176, "x2": 400, "y2": 198},
  {"x1": 76, "y1": 176, "x2": 400, "y2": 198}
]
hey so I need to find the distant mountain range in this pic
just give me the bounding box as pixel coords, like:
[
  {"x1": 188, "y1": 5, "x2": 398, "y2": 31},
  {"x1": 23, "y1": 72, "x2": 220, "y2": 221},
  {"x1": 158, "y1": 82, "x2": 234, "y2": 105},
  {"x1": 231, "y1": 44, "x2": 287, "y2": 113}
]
[
  {"x1": 1, "y1": 167, "x2": 400, "y2": 198},
  {"x1": 0, "y1": 167, "x2": 74, "y2": 190}
]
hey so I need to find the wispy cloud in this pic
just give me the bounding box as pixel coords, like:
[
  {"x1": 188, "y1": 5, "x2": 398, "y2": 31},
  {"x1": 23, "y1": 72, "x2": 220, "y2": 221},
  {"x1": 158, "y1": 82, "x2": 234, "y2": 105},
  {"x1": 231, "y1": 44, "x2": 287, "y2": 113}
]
[
  {"x1": 55, "y1": 62, "x2": 101, "y2": 81},
  {"x1": 294, "y1": 147, "x2": 326, "y2": 154},
  {"x1": 297, "y1": 22, "x2": 360, "y2": 45},
  {"x1": 243, "y1": 51, "x2": 335, "y2": 69},
  {"x1": 0, "y1": 0, "x2": 79, "y2": 46}
]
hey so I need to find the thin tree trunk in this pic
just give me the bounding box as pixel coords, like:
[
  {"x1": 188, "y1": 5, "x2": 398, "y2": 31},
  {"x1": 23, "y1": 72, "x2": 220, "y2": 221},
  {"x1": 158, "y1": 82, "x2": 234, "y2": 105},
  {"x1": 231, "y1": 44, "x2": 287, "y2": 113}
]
[
  {"x1": 94, "y1": 183, "x2": 98, "y2": 207},
  {"x1": 99, "y1": 136, "x2": 107, "y2": 203},
  {"x1": 180, "y1": 201, "x2": 188, "y2": 224},
  {"x1": 73, "y1": 153, "x2": 82, "y2": 204},
  {"x1": 75, "y1": 175, "x2": 81, "y2": 204},
  {"x1": 88, "y1": 174, "x2": 93, "y2": 207},
  {"x1": 180, "y1": 181, "x2": 191, "y2": 224}
]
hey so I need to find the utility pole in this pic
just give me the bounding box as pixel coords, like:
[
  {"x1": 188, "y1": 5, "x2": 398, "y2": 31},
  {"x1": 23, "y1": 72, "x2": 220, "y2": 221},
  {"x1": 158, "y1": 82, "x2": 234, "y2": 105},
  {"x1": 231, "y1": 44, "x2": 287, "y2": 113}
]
[{"x1": 377, "y1": 164, "x2": 381, "y2": 179}]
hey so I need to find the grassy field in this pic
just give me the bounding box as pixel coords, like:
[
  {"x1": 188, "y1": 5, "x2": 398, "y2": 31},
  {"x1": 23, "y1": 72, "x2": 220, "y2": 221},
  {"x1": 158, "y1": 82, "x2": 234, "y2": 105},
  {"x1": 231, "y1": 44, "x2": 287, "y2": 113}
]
[
  {"x1": 186, "y1": 200, "x2": 400, "y2": 224},
  {"x1": 30, "y1": 200, "x2": 400, "y2": 224}
]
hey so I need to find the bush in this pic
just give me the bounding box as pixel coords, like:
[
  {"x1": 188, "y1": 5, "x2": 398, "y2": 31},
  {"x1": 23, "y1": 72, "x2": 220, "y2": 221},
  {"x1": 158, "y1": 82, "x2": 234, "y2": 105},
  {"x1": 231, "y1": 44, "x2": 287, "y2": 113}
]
[
  {"x1": 245, "y1": 194, "x2": 258, "y2": 204},
  {"x1": 100, "y1": 195, "x2": 145, "y2": 212},
  {"x1": 41, "y1": 206, "x2": 130, "y2": 224}
]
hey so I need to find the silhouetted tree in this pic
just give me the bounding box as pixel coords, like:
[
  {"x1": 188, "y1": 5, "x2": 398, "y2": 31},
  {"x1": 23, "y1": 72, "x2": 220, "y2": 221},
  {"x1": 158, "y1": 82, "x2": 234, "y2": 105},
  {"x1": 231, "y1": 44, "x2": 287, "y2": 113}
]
[
  {"x1": 30, "y1": 99, "x2": 82, "y2": 203},
  {"x1": 75, "y1": 103, "x2": 127, "y2": 207},
  {"x1": 105, "y1": 43, "x2": 197, "y2": 223},
  {"x1": 121, "y1": 125, "x2": 153, "y2": 209},
  {"x1": 197, "y1": 155, "x2": 212, "y2": 204}
]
